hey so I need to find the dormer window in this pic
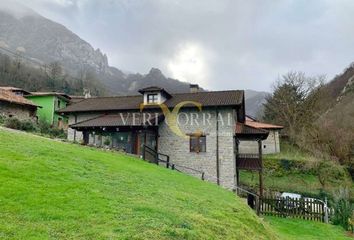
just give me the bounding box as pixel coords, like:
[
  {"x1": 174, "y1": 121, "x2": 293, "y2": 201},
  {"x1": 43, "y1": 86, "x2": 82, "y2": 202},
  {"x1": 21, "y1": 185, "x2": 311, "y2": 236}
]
[
  {"x1": 147, "y1": 93, "x2": 158, "y2": 103},
  {"x1": 139, "y1": 86, "x2": 172, "y2": 105}
]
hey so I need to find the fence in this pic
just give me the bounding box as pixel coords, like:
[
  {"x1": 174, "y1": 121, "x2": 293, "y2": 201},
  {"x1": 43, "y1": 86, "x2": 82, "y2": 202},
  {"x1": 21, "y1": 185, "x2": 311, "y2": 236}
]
[{"x1": 260, "y1": 196, "x2": 326, "y2": 222}]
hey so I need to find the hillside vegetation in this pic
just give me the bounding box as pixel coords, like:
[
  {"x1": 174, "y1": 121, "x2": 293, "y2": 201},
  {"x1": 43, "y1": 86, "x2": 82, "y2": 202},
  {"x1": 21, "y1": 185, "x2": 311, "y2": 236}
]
[
  {"x1": 0, "y1": 128, "x2": 276, "y2": 239},
  {"x1": 240, "y1": 143, "x2": 352, "y2": 199}
]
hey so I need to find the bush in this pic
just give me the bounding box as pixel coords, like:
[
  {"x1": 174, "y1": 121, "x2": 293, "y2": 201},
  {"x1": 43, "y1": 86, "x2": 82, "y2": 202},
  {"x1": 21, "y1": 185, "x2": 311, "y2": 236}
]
[
  {"x1": 21, "y1": 120, "x2": 38, "y2": 132},
  {"x1": 0, "y1": 114, "x2": 5, "y2": 125},
  {"x1": 103, "y1": 138, "x2": 111, "y2": 146},
  {"x1": 331, "y1": 188, "x2": 353, "y2": 230},
  {"x1": 4, "y1": 118, "x2": 23, "y2": 130},
  {"x1": 317, "y1": 160, "x2": 350, "y2": 188},
  {"x1": 38, "y1": 120, "x2": 52, "y2": 135},
  {"x1": 3, "y1": 118, "x2": 66, "y2": 139},
  {"x1": 49, "y1": 127, "x2": 66, "y2": 139}
]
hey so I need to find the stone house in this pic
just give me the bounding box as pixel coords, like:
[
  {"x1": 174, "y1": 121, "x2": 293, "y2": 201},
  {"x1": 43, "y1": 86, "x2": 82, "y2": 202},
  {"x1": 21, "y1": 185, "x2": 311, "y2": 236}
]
[
  {"x1": 58, "y1": 85, "x2": 268, "y2": 191},
  {"x1": 0, "y1": 88, "x2": 38, "y2": 120},
  {"x1": 239, "y1": 116, "x2": 283, "y2": 154},
  {"x1": 0, "y1": 87, "x2": 71, "y2": 128}
]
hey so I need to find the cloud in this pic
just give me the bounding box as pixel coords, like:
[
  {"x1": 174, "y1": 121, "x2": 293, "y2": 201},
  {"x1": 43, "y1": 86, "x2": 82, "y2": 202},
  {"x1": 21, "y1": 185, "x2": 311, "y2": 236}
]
[
  {"x1": 2, "y1": 0, "x2": 354, "y2": 91},
  {"x1": 167, "y1": 42, "x2": 212, "y2": 87},
  {"x1": 0, "y1": 0, "x2": 37, "y2": 18}
]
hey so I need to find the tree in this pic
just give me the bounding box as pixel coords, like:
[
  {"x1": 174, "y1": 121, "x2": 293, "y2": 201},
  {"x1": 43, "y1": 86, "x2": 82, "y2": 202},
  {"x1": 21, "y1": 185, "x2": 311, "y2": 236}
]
[{"x1": 263, "y1": 71, "x2": 325, "y2": 143}]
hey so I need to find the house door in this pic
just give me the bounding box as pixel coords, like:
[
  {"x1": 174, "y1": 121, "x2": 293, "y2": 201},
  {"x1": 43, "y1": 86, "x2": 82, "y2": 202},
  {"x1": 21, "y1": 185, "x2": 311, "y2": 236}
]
[
  {"x1": 134, "y1": 131, "x2": 157, "y2": 156},
  {"x1": 83, "y1": 131, "x2": 89, "y2": 145},
  {"x1": 58, "y1": 118, "x2": 63, "y2": 129}
]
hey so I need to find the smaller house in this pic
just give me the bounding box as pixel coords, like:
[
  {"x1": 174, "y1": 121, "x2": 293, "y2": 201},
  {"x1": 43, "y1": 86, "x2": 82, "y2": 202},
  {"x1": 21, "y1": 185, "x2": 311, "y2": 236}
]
[
  {"x1": 239, "y1": 116, "x2": 283, "y2": 154},
  {"x1": 25, "y1": 92, "x2": 71, "y2": 129},
  {"x1": 0, "y1": 88, "x2": 38, "y2": 121}
]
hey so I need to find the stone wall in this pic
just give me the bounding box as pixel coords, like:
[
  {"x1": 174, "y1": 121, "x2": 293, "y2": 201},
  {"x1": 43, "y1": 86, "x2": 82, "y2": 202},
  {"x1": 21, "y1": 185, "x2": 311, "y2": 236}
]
[
  {"x1": 0, "y1": 101, "x2": 36, "y2": 121},
  {"x1": 158, "y1": 107, "x2": 237, "y2": 190}
]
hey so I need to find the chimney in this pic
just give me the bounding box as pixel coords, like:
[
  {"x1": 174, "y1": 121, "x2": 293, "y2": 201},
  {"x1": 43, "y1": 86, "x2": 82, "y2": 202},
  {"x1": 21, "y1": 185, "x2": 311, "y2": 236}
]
[
  {"x1": 190, "y1": 84, "x2": 199, "y2": 93},
  {"x1": 83, "y1": 88, "x2": 91, "y2": 99}
]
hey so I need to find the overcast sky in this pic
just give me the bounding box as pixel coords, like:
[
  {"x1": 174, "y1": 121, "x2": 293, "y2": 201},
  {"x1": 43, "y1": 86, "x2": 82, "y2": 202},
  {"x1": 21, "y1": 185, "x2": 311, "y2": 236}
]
[{"x1": 4, "y1": 0, "x2": 354, "y2": 91}]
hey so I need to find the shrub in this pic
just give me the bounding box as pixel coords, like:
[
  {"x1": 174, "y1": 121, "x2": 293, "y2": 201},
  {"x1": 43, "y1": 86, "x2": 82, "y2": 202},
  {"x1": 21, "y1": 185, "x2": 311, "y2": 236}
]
[
  {"x1": 0, "y1": 114, "x2": 5, "y2": 125},
  {"x1": 4, "y1": 118, "x2": 23, "y2": 130},
  {"x1": 49, "y1": 127, "x2": 66, "y2": 139},
  {"x1": 317, "y1": 160, "x2": 350, "y2": 188},
  {"x1": 38, "y1": 120, "x2": 52, "y2": 135},
  {"x1": 331, "y1": 188, "x2": 353, "y2": 230},
  {"x1": 103, "y1": 138, "x2": 111, "y2": 146},
  {"x1": 20, "y1": 120, "x2": 38, "y2": 132}
]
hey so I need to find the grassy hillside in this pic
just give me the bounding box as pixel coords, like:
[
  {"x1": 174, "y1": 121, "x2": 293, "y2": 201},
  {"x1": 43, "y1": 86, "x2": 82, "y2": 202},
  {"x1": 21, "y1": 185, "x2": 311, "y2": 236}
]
[{"x1": 0, "y1": 128, "x2": 276, "y2": 239}]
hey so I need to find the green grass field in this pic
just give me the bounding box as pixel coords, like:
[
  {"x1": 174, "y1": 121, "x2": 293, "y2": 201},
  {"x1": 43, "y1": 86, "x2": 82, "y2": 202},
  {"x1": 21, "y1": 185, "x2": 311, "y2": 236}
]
[
  {"x1": 0, "y1": 127, "x2": 351, "y2": 239},
  {"x1": 0, "y1": 128, "x2": 276, "y2": 239},
  {"x1": 266, "y1": 216, "x2": 352, "y2": 240}
]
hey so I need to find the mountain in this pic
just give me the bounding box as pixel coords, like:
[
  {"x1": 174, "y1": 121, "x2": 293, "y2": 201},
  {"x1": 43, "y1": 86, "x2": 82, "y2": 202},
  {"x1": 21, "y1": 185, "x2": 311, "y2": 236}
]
[
  {"x1": 0, "y1": 5, "x2": 191, "y2": 95},
  {"x1": 312, "y1": 63, "x2": 354, "y2": 164},
  {"x1": 244, "y1": 90, "x2": 269, "y2": 118},
  {"x1": 319, "y1": 63, "x2": 354, "y2": 123},
  {"x1": 0, "y1": 3, "x2": 267, "y2": 115}
]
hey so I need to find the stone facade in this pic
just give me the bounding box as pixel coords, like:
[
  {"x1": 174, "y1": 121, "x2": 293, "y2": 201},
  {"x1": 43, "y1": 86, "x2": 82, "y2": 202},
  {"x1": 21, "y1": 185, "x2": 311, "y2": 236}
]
[
  {"x1": 0, "y1": 100, "x2": 36, "y2": 121},
  {"x1": 158, "y1": 107, "x2": 237, "y2": 189}
]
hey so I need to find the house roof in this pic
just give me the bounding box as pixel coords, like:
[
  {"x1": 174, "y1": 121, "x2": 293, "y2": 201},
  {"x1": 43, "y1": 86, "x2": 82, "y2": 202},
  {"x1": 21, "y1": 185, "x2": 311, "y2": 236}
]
[
  {"x1": 69, "y1": 96, "x2": 86, "y2": 104},
  {"x1": 0, "y1": 86, "x2": 31, "y2": 95},
  {"x1": 245, "y1": 116, "x2": 283, "y2": 129},
  {"x1": 58, "y1": 90, "x2": 244, "y2": 113},
  {"x1": 138, "y1": 86, "x2": 165, "y2": 93},
  {"x1": 27, "y1": 92, "x2": 71, "y2": 100},
  {"x1": 235, "y1": 122, "x2": 269, "y2": 140},
  {"x1": 70, "y1": 113, "x2": 164, "y2": 128},
  {"x1": 138, "y1": 86, "x2": 172, "y2": 98},
  {"x1": 0, "y1": 89, "x2": 37, "y2": 107}
]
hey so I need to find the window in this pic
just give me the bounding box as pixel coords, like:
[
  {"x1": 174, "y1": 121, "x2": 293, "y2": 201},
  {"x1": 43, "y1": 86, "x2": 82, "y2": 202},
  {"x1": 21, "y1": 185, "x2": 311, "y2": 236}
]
[
  {"x1": 147, "y1": 94, "x2": 158, "y2": 103},
  {"x1": 190, "y1": 135, "x2": 206, "y2": 153},
  {"x1": 57, "y1": 100, "x2": 61, "y2": 109}
]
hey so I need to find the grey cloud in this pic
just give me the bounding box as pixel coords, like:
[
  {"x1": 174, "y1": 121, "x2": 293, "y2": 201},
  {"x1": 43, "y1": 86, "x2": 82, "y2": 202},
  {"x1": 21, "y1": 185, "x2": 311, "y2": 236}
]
[{"x1": 2, "y1": 0, "x2": 354, "y2": 91}]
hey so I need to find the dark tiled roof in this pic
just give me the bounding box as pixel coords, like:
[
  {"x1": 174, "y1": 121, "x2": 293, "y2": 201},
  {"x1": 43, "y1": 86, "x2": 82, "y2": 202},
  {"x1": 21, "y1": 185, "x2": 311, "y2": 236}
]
[
  {"x1": 58, "y1": 90, "x2": 244, "y2": 113},
  {"x1": 138, "y1": 86, "x2": 165, "y2": 92},
  {"x1": 70, "y1": 113, "x2": 164, "y2": 128},
  {"x1": 138, "y1": 86, "x2": 172, "y2": 98},
  {"x1": 28, "y1": 92, "x2": 71, "y2": 100},
  {"x1": 0, "y1": 89, "x2": 37, "y2": 107},
  {"x1": 235, "y1": 122, "x2": 269, "y2": 139},
  {"x1": 68, "y1": 96, "x2": 86, "y2": 104}
]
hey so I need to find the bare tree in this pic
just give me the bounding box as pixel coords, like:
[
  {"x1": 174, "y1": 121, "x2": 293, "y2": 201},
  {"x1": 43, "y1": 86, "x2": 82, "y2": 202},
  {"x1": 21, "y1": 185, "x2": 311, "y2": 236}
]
[{"x1": 263, "y1": 71, "x2": 325, "y2": 142}]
